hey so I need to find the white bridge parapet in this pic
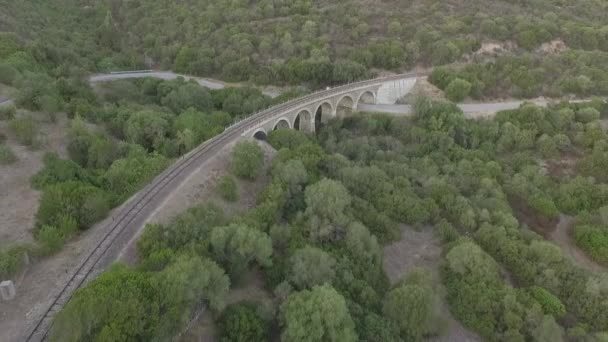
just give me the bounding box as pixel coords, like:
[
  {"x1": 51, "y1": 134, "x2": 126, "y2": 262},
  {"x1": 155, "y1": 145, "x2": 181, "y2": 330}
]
[{"x1": 376, "y1": 78, "x2": 417, "y2": 104}]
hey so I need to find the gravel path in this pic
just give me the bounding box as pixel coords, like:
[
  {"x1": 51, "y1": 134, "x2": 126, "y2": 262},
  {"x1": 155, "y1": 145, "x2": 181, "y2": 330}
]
[{"x1": 89, "y1": 71, "x2": 281, "y2": 98}]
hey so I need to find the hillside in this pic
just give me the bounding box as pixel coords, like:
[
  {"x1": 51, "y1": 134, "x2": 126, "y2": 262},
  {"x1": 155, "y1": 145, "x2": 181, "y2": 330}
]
[
  {"x1": 1, "y1": 1, "x2": 608, "y2": 342},
  {"x1": 2, "y1": 0, "x2": 608, "y2": 86}
]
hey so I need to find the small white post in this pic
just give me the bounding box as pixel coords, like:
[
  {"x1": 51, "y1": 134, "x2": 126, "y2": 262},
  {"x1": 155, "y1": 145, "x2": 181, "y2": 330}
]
[{"x1": 0, "y1": 280, "x2": 16, "y2": 301}]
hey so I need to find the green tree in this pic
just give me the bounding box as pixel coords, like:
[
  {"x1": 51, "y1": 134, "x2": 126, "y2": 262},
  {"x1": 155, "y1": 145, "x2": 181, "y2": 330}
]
[
  {"x1": 153, "y1": 256, "x2": 230, "y2": 338},
  {"x1": 103, "y1": 151, "x2": 169, "y2": 199},
  {"x1": 0, "y1": 144, "x2": 17, "y2": 165},
  {"x1": 445, "y1": 78, "x2": 472, "y2": 102},
  {"x1": 345, "y1": 222, "x2": 381, "y2": 266},
  {"x1": 210, "y1": 224, "x2": 272, "y2": 277},
  {"x1": 532, "y1": 315, "x2": 564, "y2": 342},
  {"x1": 9, "y1": 115, "x2": 38, "y2": 146},
  {"x1": 274, "y1": 159, "x2": 309, "y2": 189},
  {"x1": 0, "y1": 104, "x2": 16, "y2": 120},
  {"x1": 67, "y1": 117, "x2": 93, "y2": 167},
  {"x1": 125, "y1": 111, "x2": 171, "y2": 151},
  {"x1": 36, "y1": 181, "x2": 110, "y2": 230},
  {"x1": 50, "y1": 265, "x2": 159, "y2": 341},
  {"x1": 268, "y1": 129, "x2": 310, "y2": 150},
  {"x1": 280, "y1": 284, "x2": 357, "y2": 342},
  {"x1": 383, "y1": 269, "x2": 441, "y2": 340},
  {"x1": 161, "y1": 83, "x2": 213, "y2": 113},
  {"x1": 332, "y1": 61, "x2": 368, "y2": 84},
  {"x1": 304, "y1": 179, "x2": 351, "y2": 242},
  {"x1": 174, "y1": 46, "x2": 197, "y2": 74},
  {"x1": 289, "y1": 246, "x2": 336, "y2": 289},
  {"x1": 576, "y1": 107, "x2": 600, "y2": 123},
  {"x1": 231, "y1": 141, "x2": 264, "y2": 180},
  {"x1": 31, "y1": 153, "x2": 92, "y2": 189},
  {"x1": 529, "y1": 286, "x2": 566, "y2": 318},
  {"x1": 218, "y1": 175, "x2": 239, "y2": 202},
  {"x1": 0, "y1": 63, "x2": 19, "y2": 85},
  {"x1": 218, "y1": 302, "x2": 270, "y2": 342}
]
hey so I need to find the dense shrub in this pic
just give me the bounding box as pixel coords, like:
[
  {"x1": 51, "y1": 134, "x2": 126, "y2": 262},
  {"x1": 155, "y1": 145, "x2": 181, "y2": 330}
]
[
  {"x1": 0, "y1": 244, "x2": 31, "y2": 279},
  {"x1": 0, "y1": 104, "x2": 16, "y2": 120},
  {"x1": 574, "y1": 224, "x2": 608, "y2": 264},
  {"x1": 37, "y1": 216, "x2": 78, "y2": 255},
  {"x1": 231, "y1": 141, "x2": 264, "y2": 180},
  {"x1": 31, "y1": 153, "x2": 93, "y2": 189},
  {"x1": 268, "y1": 129, "x2": 310, "y2": 150},
  {"x1": 528, "y1": 286, "x2": 566, "y2": 319},
  {"x1": 383, "y1": 269, "x2": 443, "y2": 340},
  {"x1": 9, "y1": 115, "x2": 38, "y2": 146},
  {"x1": 280, "y1": 285, "x2": 357, "y2": 342},
  {"x1": 217, "y1": 175, "x2": 239, "y2": 202},
  {"x1": 36, "y1": 181, "x2": 111, "y2": 230},
  {"x1": 444, "y1": 78, "x2": 471, "y2": 102},
  {"x1": 218, "y1": 302, "x2": 270, "y2": 342},
  {"x1": 430, "y1": 51, "x2": 608, "y2": 99},
  {"x1": 0, "y1": 63, "x2": 19, "y2": 84},
  {"x1": 50, "y1": 258, "x2": 230, "y2": 341},
  {"x1": 103, "y1": 151, "x2": 169, "y2": 201},
  {"x1": 0, "y1": 144, "x2": 18, "y2": 165}
]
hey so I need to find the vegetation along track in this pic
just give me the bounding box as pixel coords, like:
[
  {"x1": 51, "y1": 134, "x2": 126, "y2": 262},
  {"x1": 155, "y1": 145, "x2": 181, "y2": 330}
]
[{"x1": 25, "y1": 71, "x2": 420, "y2": 341}]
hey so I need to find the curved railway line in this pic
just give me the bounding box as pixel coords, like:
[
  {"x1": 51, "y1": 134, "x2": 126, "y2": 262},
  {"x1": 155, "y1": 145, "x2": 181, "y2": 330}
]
[{"x1": 25, "y1": 72, "x2": 419, "y2": 341}]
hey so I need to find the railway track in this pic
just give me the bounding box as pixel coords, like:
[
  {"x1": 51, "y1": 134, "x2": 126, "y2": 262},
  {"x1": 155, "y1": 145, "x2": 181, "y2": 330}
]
[{"x1": 24, "y1": 72, "x2": 419, "y2": 341}]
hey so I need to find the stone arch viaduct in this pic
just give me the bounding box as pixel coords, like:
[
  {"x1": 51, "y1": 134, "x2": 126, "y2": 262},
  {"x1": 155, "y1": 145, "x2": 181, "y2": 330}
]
[
  {"x1": 25, "y1": 72, "x2": 418, "y2": 341},
  {"x1": 244, "y1": 74, "x2": 417, "y2": 139}
]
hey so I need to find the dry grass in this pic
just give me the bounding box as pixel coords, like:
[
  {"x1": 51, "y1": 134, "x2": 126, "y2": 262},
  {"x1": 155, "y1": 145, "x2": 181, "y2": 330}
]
[{"x1": 0, "y1": 113, "x2": 68, "y2": 248}]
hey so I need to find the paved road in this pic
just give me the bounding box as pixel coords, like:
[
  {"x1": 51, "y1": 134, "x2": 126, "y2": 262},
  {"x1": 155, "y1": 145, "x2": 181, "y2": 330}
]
[
  {"x1": 91, "y1": 72, "x2": 596, "y2": 117},
  {"x1": 90, "y1": 71, "x2": 281, "y2": 98},
  {"x1": 0, "y1": 96, "x2": 12, "y2": 106},
  {"x1": 359, "y1": 100, "x2": 553, "y2": 117}
]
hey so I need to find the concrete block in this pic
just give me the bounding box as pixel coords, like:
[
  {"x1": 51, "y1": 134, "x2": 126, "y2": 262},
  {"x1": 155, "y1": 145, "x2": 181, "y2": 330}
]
[{"x1": 0, "y1": 280, "x2": 16, "y2": 301}]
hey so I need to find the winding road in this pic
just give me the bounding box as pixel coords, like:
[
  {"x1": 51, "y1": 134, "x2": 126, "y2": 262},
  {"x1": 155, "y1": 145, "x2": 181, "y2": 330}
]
[
  {"x1": 89, "y1": 71, "x2": 587, "y2": 117},
  {"x1": 90, "y1": 71, "x2": 282, "y2": 98},
  {"x1": 358, "y1": 101, "x2": 551, "y2": 117},
  {"x1": 0, "y1": 97, "x2": 12, "y2": 106}
]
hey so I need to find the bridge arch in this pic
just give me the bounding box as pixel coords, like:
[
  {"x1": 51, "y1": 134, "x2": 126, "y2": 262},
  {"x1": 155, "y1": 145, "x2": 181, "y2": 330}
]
[
  {"x1": 314, "y1": 101, "x2": 334, "y2": 131},
  {"x1": 273, "y1": 117, "x2": 291, "y2": 130},
  {"x1": 336, "y1": 95, "x2": 355, "y2": 118},
  {"x1": 294, "y1": 109, "x2": 313, "y2": 132},
  {"x1": 253, "y1": 129, "x2": 268, "y2": 140},
  {"x1": 356, "y1": 90, "x2": 376, "y2": 108}
]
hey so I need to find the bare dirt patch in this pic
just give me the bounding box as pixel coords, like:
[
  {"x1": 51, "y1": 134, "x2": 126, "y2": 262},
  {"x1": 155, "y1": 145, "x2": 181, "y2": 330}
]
[
  {"x1": 537, "y1": 39, "x2": 567, "y2": 55},
  {"x1": 0, "y1": 113, "x2": 68, "y2": 248},
  {"x1": 0, "y1": 137, "x2": 276, "y2": 342},
  {"x1": 541, "y1": 152, "x2": 581, "y2": 180},
  {"x1": 382, "y1": 226, "x2": 481, "y2": 342},
  {"x1": 548, "y1": 215, "x2": 606, "y2": 273},
  {"x1": 472, "y1": 41, "x2": 517, "y2": 59},
  {"x1": 461, "y1": 41, "x2": 517, "y2": 64},
  {"x1": 383, "y1": 226, "x2": 442, "y2": 283},
  {"x1": 0, "y1": 194, "x2": 138, "y2": 341},
  {"x1": 508, "y1": 195, "x2": 559, "y2": 235}
]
